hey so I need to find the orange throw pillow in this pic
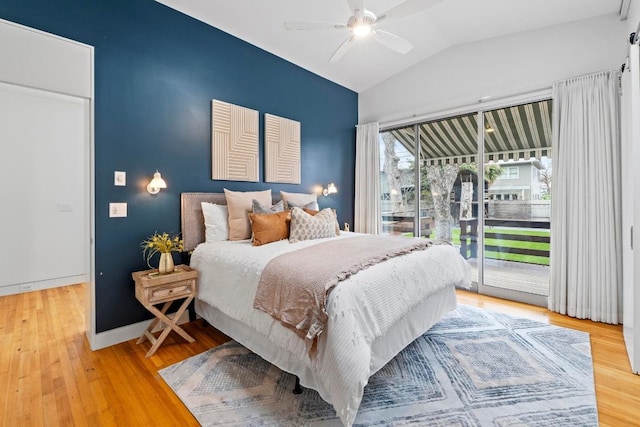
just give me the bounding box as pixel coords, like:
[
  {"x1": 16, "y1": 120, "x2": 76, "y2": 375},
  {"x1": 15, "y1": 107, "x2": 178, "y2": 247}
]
[{"x1": 248, "y1": 211, "x2": 291, "y2": 246}]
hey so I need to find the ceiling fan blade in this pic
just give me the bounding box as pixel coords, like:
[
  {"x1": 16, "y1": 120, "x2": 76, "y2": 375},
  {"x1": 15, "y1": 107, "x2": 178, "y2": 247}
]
[
  {"x1": 346, "y1": 0, "x2": 366, "y2": 16},
  {"x1": 371, "y1": 30, "x2": 413, "y2": 54},
  {"x1": 329, "y1": 36, "x2": 355, "y2": 62},
  {"x1": 376, "y1": 0, "x2": 444, "y2": 24},
  {"x1": 284, "y1": 22, "x2": 347, "y2": 31}
]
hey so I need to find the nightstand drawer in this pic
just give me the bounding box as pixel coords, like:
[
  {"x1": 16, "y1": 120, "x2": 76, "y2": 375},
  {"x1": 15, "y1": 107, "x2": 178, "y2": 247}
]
[{"x1": 148, "y1": 280, "x2": 194, "y2": 303}]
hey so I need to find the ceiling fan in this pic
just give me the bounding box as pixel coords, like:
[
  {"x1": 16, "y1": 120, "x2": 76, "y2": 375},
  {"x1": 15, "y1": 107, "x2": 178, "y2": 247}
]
[{"x1": 284, "y1": 0, "x2": 444, "y2": 62}]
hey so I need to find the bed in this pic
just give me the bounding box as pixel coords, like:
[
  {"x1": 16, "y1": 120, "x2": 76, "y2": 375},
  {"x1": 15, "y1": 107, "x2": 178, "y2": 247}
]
[{"x1": 181, "y1": 192, "x2": 471, "y2": 426}]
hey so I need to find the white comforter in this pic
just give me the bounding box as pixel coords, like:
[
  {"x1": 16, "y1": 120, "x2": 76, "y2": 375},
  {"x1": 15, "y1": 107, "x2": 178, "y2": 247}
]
[{"x1": 190, "y1": 233, "x2": 471, "y2": 426}]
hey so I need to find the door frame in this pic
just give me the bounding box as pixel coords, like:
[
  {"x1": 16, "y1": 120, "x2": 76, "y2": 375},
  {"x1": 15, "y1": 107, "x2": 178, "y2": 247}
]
[{"x1": 0, "y1": 18, "x2": 96, "y2": 347}]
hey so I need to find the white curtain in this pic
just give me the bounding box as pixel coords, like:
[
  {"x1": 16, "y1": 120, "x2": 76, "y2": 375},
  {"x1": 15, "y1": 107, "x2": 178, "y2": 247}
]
[
  {"x1": 549, "y1": 70, "x2": 622, "y2": 324},
  {"x1": 354, "y1": 122, "x2": 381, "y2": 234}
]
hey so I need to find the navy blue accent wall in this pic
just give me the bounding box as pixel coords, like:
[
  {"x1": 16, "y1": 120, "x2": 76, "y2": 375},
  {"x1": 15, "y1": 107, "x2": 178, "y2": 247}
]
[{"x1": 1, "y1": 0, "x2": 358, "y2": 332}]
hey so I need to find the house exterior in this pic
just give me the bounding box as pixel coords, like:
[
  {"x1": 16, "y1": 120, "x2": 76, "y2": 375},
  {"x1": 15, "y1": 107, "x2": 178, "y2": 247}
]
[{"x1": 487, "y1": 159, "x2": 544, "y2": 201}]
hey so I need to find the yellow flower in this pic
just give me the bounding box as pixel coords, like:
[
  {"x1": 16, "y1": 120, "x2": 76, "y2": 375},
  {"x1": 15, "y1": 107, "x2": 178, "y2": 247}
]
[{"x1": 141, "y1": 231, "x2": 184, "y2": 269}]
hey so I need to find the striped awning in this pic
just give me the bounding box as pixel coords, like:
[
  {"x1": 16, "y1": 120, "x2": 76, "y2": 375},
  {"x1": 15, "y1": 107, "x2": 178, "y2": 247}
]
[{"x1": 389, "y1": 99, "x2": 553, "y2": 165}]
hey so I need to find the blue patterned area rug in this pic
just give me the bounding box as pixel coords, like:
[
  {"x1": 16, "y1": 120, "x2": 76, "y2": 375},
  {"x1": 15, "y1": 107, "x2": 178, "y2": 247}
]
[{"x1": 159, "y1": 305, "x2": 598, "y2": 426}]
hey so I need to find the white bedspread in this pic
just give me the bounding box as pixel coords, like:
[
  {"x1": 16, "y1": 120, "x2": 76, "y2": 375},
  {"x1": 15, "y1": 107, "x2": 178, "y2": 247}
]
[{"x1": 190, "y1": 233, "x2": 471, "y2": 426}]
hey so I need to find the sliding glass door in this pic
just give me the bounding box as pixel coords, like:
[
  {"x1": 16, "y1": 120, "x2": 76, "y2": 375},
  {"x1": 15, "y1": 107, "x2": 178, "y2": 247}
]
[
  {"x1": 379, "y1": 126, "x2": 417, "y2": 236},
  {"x1": 418, "y1": 113, "x2": 480, "y2": 286},
  {"x1": 379, "y1": 98, "x2": 552, "y2": 305},
  {"x1": 480, "y1": 101, "x2": 551, "y2": 304},
  {"x1": 380, "y1": 114, "x2": 480, "y2": 285}
]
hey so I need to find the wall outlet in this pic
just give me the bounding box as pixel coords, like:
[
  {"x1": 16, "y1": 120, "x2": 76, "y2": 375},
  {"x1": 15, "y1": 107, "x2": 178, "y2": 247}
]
[
  {"x1": 109, "y1": 202, "x2": 127, "y2": 218},
  {"x1": 344, "y1": 222, "x2": 350, "y2": 232}
]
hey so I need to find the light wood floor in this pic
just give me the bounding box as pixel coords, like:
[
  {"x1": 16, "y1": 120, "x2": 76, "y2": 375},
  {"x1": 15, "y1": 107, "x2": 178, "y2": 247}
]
[{"x1": 1, "y1": 284, "x2": 639, "y2": 426}]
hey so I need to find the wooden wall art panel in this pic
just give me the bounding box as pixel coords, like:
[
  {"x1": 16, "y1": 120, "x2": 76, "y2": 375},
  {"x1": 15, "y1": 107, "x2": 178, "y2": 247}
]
[
  {"x1": 211, "y1": 100, "x2": 259, "y2": 182},
  {"x1": 264, "y1": 113, "x2": 300, "y2": 184}
]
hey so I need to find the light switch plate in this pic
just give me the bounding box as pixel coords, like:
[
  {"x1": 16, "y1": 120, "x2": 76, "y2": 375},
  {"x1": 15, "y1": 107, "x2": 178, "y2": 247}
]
[
  {"x1": 109, "y1": 202, "x2": 127, "y2": 218},
  {"x1": 114, "y1": 171, "x2": 126, "y2": 186}
]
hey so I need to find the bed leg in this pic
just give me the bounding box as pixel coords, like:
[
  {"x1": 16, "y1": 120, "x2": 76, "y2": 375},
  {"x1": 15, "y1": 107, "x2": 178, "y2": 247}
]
[
  {"x1": 293, "y1": 376, "x2": 303, "y2": 394},
  {"x1": 201, "y1": 318, "x2": 210, "y2": 328}
]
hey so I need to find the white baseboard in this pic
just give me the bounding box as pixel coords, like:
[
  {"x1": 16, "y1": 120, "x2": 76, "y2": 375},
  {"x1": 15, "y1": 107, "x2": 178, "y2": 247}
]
[
  {"x1": 0, "y1": 274, "x2": 86, "y2": 297},
  {"x1": 88, "y1": 309, "x2": 192, "y2": 351}
]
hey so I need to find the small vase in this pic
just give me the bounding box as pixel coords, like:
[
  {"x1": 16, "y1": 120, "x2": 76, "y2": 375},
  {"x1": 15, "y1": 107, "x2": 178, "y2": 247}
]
[{"x1": 158, "y1": 252, "x2": 175, "y2": 274}]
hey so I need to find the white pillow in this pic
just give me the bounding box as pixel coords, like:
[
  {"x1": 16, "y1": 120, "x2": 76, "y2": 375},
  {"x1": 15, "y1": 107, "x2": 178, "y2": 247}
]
[
  {"x1": 289, "y1": 207, "x2": 336, "y2": 243},
  {"x1": 280, "y1": 190, "x2": 319, "y2": 211},
  {"x1": 201, "y1": 202, "x2": 228, "y2": 242}
]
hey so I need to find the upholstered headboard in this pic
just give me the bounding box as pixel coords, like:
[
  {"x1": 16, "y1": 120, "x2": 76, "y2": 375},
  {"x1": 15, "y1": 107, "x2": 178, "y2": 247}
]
[{"x1": 180, "y1": 192, "x2": 282, "y2": 252}]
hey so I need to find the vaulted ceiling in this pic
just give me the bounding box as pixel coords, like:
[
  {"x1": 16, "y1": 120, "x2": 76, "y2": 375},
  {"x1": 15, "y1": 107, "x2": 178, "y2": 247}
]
[{"x1": 156, "y1": 0, "x2": 622, "y2": 92}]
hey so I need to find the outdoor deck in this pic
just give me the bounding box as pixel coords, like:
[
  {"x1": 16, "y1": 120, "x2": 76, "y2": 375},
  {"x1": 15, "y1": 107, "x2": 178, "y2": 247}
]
[{"x1": 465, "y1": 257, "x2": 549, "y2": 296}]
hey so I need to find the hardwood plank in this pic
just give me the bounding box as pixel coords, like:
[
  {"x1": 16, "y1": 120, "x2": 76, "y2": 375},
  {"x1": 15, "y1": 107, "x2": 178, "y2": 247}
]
[{"x1": 0, "y1": 284, "x2": 638, "y2": 425}]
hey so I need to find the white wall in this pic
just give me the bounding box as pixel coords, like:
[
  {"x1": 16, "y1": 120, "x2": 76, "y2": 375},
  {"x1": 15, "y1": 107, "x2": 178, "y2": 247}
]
[
  {"x1": 359, "y1": 13, "x2": 627, "y2": 124},
  {"x1": 0, "y1": 19, "x2": 91, "y2": 98}
]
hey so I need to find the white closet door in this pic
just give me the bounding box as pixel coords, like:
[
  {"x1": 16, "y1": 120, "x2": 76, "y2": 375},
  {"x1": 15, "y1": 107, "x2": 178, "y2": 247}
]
[
  {"x1": 0, "y1": 81, "x2": 87, "y2": 289},
  {"x1": 623, "y1": 42, "x2": 640, "y2": 374}
]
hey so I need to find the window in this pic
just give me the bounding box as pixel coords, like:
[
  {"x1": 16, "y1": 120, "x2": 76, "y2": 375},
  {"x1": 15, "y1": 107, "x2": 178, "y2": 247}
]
[{"x1": 503, "y1": 166, "x2": 519, "y2": 179}]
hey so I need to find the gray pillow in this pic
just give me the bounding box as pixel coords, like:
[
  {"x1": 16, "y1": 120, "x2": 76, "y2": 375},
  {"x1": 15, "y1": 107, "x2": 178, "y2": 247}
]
[
  {"x1": 280, "y1": 191, "x2": 319, "y2": 211},
  {"x1": 286, "y1": 200, "x2": 319, "y2": 211},
  {"x1": 252, "y1": 199, "x2": 284, "y2": 214}
]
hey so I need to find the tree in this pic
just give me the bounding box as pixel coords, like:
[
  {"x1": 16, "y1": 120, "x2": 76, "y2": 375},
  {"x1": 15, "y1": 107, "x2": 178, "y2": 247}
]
[
  {"x1": 484, "y1": 164, "x2": 503, "y2": 184},
  {"x1": 405, "y1": 160, "x2": 431, "y2": 204},
  {"x1": 539, "y1": 158, "x2": 552, "y2": 198},
  {"x1": 381, "y1": 133, "x2": 404, "y2": 213},
  {"x1": 458, "y1": 163, "x2": 503, "y2": 184}
]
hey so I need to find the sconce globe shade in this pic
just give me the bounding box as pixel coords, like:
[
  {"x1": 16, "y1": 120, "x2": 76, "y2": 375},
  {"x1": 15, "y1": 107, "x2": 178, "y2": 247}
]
[{"x1": 147, "y1": 171, "x2": 167, "y2": 194}]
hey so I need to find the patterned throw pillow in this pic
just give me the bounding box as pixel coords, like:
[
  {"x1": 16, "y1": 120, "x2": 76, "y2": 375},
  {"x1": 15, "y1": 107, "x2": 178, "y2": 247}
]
[
  {"x1": 303, "y1": 207, "x2": 341, "y2": 236},
  {"x1": 289, "y1": 207, "x2": 336, "y2": 243}
]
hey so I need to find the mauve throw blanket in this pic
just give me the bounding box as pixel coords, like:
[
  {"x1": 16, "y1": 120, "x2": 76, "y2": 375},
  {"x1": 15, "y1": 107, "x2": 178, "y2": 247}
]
[{"x1": 253, "y1": 235, "x2": 433, "y2": 350}]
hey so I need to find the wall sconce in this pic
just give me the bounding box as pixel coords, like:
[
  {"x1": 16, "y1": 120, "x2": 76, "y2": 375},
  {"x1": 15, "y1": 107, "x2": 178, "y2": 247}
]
[
  {"x1": 147, "y1": 170, "x2": 167, "y2": 194},
  {"x1": 323, "y1": 182, "x2": 338, "y2": 197}
]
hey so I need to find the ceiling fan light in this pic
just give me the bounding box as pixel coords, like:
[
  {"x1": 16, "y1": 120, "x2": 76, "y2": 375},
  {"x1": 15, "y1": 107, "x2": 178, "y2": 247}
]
[{"x1": 353, "y1": 24, "x2": 371, "y2": 37}]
